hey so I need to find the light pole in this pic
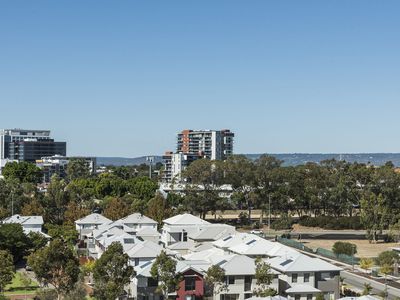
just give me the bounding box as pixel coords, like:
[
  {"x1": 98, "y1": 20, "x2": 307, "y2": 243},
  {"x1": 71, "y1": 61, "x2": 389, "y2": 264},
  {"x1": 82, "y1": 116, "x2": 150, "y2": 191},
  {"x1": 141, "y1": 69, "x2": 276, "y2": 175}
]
[
  {"x1": 268, "y1": 181, "x2": 272, "y2": 236},
  {"x1": 146, "y1": 156, "x2": 154, "y2": 179}
]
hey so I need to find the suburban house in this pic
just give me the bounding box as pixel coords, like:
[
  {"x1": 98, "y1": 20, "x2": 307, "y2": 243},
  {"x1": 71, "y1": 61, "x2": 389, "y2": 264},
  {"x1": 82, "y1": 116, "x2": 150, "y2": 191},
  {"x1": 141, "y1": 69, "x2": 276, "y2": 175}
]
[
  {"x1": 126, "y1": 240, "x2": 166, "y2": 267},
  {"x1": 119, "y1": 213, "x2": 158, "y2": 232},
  {"x1": 2, "y1": 214, "x2": 44, "y2": 234},
  {"x1": 267, "y1": 253, "x2": 342, "y2": 300},
  {"x1": 212, "y1": 255, "x2": 280, "y2": 300},
  {"x1": 75, "y1": 213, "x2": 112, "y2": 239},
  {"x1": 161, "y1": 213, "x2": 211, "y2": 246},
  {"x1": 132, "y1": 259, "x2": 210, "y2": 300}
]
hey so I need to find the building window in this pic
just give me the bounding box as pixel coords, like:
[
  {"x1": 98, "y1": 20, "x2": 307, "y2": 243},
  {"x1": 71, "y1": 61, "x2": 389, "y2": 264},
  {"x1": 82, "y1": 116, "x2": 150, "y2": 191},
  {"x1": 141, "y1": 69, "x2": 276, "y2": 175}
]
[
  {"x1": 307, "y1": 294, "x2": 313, "y2": 300},
  {"x1": 244, "y1": 276, "x2": 252, "y2": 291},
  {"x1": 134, "y1": 258, "x2": 140, "y2": 266},
  {"x1": 292, "y1": 273, "x2": 298, "y2": 283},
  {"x1": 304, "y1": 273, "x2": 310, "y2": 283},
  {"x1": 183, "y1": 231, "x2": 188, "y2": 242},
  {"x1": 148, "y1": 277, "x2": 158, "y2": 287},
  {"x1": 295, "y1": 295, "x2": 300, "y2": 300},
  {"x1": 225, "y1": 276, "x2": 235, "y2": 285},
  {"x1": 185, "y1": 277, "x2": 196, "y2": 291}
]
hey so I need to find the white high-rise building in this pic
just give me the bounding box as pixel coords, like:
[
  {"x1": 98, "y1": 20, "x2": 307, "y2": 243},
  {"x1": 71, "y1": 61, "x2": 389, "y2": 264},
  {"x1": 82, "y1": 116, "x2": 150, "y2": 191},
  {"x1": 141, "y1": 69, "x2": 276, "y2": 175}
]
[
  {"x1": 162, "y1": 129, "x2": 234, "y2": 182},
  {"x1": 176, "y1": 129, "x2": 234, "y2": 160}
]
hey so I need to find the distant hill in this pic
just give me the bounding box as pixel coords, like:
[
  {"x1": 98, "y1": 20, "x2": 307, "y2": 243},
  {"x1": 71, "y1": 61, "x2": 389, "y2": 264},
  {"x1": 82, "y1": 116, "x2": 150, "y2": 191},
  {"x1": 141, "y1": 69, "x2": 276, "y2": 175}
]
[
  {"x1": 245, "y1": 153, "x2": 400, "y2": 167},
  {"x1": 97, "y1": 153, "x2": 400, "y2": 167}
]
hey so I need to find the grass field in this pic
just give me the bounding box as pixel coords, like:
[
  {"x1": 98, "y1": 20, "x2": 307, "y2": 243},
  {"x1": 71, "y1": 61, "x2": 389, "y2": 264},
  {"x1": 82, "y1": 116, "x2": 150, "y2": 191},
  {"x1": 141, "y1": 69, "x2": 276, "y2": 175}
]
[
  {"x1": 4, "y1": 271, "x2": 39, "y2": 298},
  {"x1": 301, "y1": 239, "x2": 398, "y2": 258}
]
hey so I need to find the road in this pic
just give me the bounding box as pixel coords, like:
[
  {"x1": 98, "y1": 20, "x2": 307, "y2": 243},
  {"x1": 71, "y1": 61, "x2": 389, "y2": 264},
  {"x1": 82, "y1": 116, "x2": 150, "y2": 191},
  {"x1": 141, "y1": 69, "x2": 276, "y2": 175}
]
[{"x1": 341, "y1": 270, "x2": 400, "y2": 300}]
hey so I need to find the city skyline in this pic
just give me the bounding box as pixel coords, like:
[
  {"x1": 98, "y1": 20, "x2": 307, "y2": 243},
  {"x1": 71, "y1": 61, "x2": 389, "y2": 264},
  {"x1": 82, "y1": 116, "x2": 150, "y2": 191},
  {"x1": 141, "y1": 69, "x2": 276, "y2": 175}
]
[{"x1": 1, "y1": 1, "x2": 400, "y2": 157}]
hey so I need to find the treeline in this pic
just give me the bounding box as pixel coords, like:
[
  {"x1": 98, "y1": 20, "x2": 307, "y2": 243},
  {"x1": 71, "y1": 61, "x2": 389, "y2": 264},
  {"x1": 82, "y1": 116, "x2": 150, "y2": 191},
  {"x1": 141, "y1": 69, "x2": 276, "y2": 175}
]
[
  {"x1": 0, "y1": 160, "x2": 161, "y2": 228},
  {"x1": 2, "y1": 155, "x2": 400, "y2": 242},
  {"x1": 179, "y1": 155, "x2": 400, "y2": 242}
]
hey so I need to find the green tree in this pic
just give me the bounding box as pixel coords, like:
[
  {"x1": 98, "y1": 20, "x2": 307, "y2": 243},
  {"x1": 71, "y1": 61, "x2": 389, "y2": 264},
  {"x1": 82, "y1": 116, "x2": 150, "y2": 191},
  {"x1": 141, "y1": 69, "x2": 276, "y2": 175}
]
[
  {"x1": 66, "y1": 158, "x2": 90, "y2": 181},
  {"x1": 27, "y1": 231, "x2": 49, "y2": 253},
  {"x1": 224, "y1": 155, "x2": 257, "y2": 221},
  {"x1": 27, "y1": 239, "x2": 80, "y2": 300},
  {"x1": 150, "y1": 250, "x2": 180, "y2": 299},
  {"x1": 183, "y1": 159, "x2": 224, "y2": 218},
  {"x1": 376, "y1": 251, "x2": 399, "y2": 273},
  {"x1": 93, "y1": 242, "x2": 134, "y2": 300},
  {"x1": 46, "y1": 224, "x2": 79, "y2": 246},
  {"x1": 332, "y1": 241, "x2": 357, "y2": 256},
  {"x1": 146, "y1": 193, "x2": 171, "y2": 228},
  {"x1": 103, "y1": 197, "x2": 130, "y2": 221},
  {"x1": 360, "y1": 193, "x2": 390, "y2": 242},
  {"x1": 43, "y1": 175, "x2": 69, "y2": 224},
  {"x1": 0, "y1": 250, "x2": 14, "y2": 294},
  {"x1": 253, "y1": 257, "x2": 277, "y2": 297},
  {"x1": 2, "y1": 161, "x2": 42, "y2": 184},
  {"x1": 0, "y1": 223, "x2": 31, "y2": 262},
  {"x1": 204, "y1": 265, "x2": 227, "y2": 296}
]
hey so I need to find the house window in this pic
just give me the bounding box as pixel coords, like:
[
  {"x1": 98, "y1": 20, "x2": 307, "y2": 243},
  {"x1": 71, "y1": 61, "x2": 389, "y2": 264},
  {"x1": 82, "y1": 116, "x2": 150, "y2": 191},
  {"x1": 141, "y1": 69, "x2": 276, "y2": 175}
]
[
  {"x1": 244, "y1": 276, "x2": 252, "y2": 291},
  {"x1": 307, "y1": 294, "x2": 313, "y2": 300},
  {"x1": 321, "y1": 272, "x2": 331, "y2": 280},
  {"x1": 244, "y1": 293, "x2": 253, "y2": 299},
  {"x1": 183, "y1": 231, "x2": 188, "y2": 242},
  {"x1": 134, "y1": 258, "x2": 140, "y2": 266},
  {"x1": 292, "y1": 273, "x2": 298, "y2": 283},
  {"x1": 185, "y1": 295, "x2": 195, "y2": 300},
  {"x1": 185, "y1": 277, "x2": 196, "y2": 291},
  {"x1": 148, "y1": 277, "x2": 158, "y2": 287},
  {"x1": 225, "y1": 276, "x2": 235, "y2": 285},
  {"x1": 295, "y1": 295, "x2": 300, "y2": 300},
  {"x1": 304, "y1": 273, "x2": 310, "y2": 283}
]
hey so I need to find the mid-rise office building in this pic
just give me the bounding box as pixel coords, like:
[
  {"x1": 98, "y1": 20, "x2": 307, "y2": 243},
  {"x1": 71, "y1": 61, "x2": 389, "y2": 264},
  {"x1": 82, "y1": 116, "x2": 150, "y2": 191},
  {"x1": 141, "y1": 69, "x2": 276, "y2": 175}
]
[
  {"x1": 177, "y1": 129, "x2": 234, "y2": 160},
  {"x1": 0, "y1": 129, "x2": 66, "y2": 173},
  {"x1": 163, "y1": 129, "x2": 234, "y2": 182},
  {"x1": 0, "y1": 129, "x2": 52, "y2": 160}
]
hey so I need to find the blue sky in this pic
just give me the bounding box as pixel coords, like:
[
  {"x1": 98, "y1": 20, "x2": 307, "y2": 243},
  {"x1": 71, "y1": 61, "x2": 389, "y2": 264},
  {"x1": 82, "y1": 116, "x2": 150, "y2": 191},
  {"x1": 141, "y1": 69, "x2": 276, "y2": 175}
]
[{"x1": 1, "y1": 1, "x2": 399, "y2": 157}]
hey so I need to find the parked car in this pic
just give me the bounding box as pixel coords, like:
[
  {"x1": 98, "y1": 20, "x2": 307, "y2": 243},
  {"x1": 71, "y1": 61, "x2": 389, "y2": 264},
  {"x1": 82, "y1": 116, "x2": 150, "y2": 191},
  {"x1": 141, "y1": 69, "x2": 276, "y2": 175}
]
[{"x1": 250, "y1": 229, "x2": 263, "y2": 235}]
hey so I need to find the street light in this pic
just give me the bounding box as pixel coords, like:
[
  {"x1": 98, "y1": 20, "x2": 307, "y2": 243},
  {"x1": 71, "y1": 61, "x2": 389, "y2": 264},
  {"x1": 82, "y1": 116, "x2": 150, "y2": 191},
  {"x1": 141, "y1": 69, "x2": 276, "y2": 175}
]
[{"x1": 268, "y1": 181, "x2": 272, "y2": 237}]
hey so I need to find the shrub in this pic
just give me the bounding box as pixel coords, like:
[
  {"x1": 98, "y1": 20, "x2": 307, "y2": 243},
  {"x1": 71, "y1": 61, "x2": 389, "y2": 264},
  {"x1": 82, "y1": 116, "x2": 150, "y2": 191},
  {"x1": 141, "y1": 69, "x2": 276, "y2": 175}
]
[
  {"x1": 376, "y1": 251, "x2": 399, "y2": 267},
  {"x1": 332, "y1": 241, "x2": 357, "y2": 256},
  {"x1": 271, "y1": 214, "x2": 293, "y2": 230}
]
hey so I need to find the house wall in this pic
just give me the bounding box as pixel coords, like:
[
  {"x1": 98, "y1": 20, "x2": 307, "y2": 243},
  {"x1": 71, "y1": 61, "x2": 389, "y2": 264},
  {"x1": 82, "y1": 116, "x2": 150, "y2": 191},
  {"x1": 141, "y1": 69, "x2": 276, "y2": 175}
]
[
  {"x1": 161, "y1": 224, "x2": 205, "y2": 245},
  {"x1": 216, "y1": 275, "x2": 279, "y2": 300},
  {"x1": 315, "y1": 271, "x2": 340, "y2": 300},
  {"x1": 177, "y1": 270, "x2": 205, "y2": 300}
]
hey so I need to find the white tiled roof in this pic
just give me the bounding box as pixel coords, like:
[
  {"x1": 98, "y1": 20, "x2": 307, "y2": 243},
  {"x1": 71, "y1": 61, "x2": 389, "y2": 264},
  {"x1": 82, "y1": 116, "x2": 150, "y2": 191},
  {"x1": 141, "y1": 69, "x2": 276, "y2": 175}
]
[
  {"x1": 75, "y1": 213, "x2": 111, "y2": 225},
  {"x1": 126, "y1": 241, "x2": 163, "y2": 258},
  {"x1": 189, "y1": 224, "x2": 235, "y2": 241},
  {"x1": 3, "y1": 214, "x2": 44, "y2": 226},
  {"x1": 119, "y1": 213, "x2": 157, "y2": 225},
  {"x1": 163, "y1": 213, "x2": 210, "y2": 225},
  {"x1": 268, "y1": 253, "x2": 342, "y2": 272}
]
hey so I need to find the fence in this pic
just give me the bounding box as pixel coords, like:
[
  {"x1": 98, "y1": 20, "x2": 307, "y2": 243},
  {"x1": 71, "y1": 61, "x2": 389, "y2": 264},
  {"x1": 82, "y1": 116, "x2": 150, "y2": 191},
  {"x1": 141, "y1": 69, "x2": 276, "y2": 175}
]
[{"x1": 277, "y1": 237, "x2": 360, "y2": 265}]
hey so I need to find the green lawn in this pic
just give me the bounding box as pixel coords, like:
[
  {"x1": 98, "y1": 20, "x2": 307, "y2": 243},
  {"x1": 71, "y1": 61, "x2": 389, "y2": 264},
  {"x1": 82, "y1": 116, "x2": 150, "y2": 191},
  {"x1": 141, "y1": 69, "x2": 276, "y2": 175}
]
[{"x1": 4, "y1": 272, "x2": 39, "y2": 296}]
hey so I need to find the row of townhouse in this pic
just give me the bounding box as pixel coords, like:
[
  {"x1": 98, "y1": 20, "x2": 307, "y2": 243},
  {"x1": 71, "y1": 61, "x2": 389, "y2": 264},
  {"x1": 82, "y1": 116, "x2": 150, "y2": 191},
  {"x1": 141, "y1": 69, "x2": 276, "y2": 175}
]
[{"x1": 73, "y1": 212, "x2": 342, "y2": 300}]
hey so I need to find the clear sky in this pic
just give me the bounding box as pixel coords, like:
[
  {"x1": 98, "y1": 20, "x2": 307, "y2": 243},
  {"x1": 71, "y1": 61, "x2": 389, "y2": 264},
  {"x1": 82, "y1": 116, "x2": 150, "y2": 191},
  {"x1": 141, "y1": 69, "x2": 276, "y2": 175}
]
[{"x1": 1, "y1": 1, "x2": 399, "y2": 157}]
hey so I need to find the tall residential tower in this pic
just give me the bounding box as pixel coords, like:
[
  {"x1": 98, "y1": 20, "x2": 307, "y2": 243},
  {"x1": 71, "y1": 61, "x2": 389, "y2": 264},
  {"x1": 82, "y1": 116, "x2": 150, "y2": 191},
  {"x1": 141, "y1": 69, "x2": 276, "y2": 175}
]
[{"x1": 163, "y1": 129, "x2": 234, "y2": 182}]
